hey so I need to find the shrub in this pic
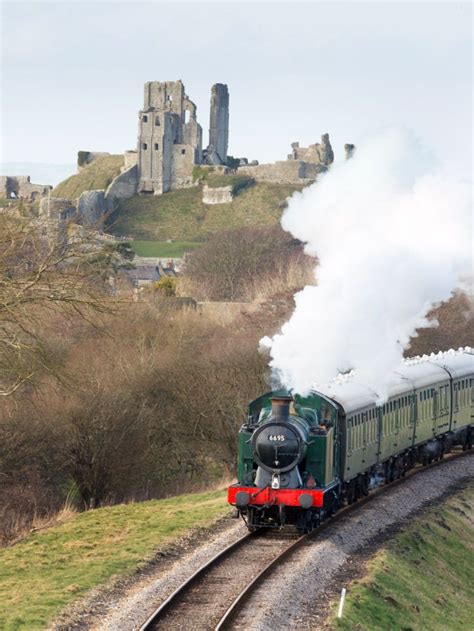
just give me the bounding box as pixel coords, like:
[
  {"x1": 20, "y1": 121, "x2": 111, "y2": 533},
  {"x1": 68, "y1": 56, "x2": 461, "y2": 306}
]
[
  {"x1": 182, "y1": 225, "x2": 315, "y2": 302},
  {"x1": 150, "y1": 276, "x2": 178, "y2": 296}
]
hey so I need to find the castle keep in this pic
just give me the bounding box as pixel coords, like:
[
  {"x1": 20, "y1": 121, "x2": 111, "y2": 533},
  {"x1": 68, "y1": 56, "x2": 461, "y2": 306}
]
[
  {"x1": 138, "y1": 81, "x2": 202, "y2": 194},
  {"x1": 136, "y1": 80, "x2": 229, "y2": 195}
]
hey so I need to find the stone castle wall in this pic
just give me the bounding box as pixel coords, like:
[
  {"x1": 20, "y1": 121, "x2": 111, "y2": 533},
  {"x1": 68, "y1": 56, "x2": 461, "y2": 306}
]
[
  {"x1": 0, "y1": 175, "x2": 51, "y2": 200},
  {"x1": 77, "y1": 190, "x2": 107, "y2": 225},
  {"x1": 105, "y1": 165, "x2": 138, "y2": 202},
  {"x1": 202, "y1": 184, "x2": 233, "y2": 204},
  {"x1": 123, "y1": 151, "x2": 138, "y2": 170},
  {"x1": 238, "y1": 160, "x2": 325, "y2": 184}
]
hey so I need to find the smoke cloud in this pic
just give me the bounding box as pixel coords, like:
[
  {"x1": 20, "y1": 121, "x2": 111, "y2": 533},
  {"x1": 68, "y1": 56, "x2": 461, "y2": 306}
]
[{"x1": 261, "y1": 128, "x2": 472, "y2": 400}]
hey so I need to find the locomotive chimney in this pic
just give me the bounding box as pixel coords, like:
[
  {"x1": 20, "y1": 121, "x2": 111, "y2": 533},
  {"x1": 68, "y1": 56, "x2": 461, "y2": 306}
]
[{"x1": 271, "y1": 396, "x2": 292, "y2": 422}]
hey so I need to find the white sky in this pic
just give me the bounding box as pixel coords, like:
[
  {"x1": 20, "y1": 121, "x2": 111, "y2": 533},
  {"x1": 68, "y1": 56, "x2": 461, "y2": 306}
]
[{"x1": 1, "y1": 1, "x2": 472, "y2": 178}]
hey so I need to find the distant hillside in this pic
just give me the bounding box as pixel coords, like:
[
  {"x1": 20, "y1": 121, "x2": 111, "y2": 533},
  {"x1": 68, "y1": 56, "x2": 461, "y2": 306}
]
[
  {"x1": 107, "y1": 181, "x2": 303, "y2": 241},
  {"x1": 52, "y1": 155, "x2": 124, "y2": 199}
]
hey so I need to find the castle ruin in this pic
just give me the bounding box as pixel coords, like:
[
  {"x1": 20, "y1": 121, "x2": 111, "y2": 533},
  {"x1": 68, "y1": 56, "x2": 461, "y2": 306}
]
[
  {"x1": 208, "y1": 83, "x2": 229, "y2": 164},
  {"x1": 0, "y1": 175, "x2": 51, "y2": 200},
  {"x1": 135, "y1": 80, "x2": 230, "y2": 195},
  {"x1": 7, "y1": 79, "x2": 356, "y2": 243}
]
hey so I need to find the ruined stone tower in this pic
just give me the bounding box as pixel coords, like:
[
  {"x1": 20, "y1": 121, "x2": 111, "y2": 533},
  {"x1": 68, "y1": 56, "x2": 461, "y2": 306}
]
[
  {"x1": 137, "y1": 80, "x2": 202, "y2": 195},
  {"x1": 208, "y1": 84, "x2": 229, "y2": 164}
]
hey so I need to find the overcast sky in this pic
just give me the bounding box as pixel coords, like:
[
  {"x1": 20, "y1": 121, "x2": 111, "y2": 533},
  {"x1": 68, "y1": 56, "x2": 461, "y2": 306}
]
[{"x1": 1, "y1": 1, "x2": 472, "y2": 182}]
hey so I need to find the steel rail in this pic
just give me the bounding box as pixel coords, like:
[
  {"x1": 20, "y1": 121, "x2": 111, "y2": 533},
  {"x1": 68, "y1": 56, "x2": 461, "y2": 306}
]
[
  {"x1": 139, "y1": 531, "x2": 254, "y2": 630},
  {"x1": 214, "y1": 448, "x2": 472, "y2": 630},
  {"x1": 140, "y1": 448, "x2": 471, "y2": 631}
]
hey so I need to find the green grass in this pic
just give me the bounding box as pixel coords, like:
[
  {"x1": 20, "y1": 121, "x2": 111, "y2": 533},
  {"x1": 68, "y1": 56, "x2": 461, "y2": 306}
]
[
  {"x1": 332, "y1": 483, "x2": 474, "y2": 631},
  {"x1": 52, "y1": 155, "x2": 124, "y2": 200},
  {"x1": 131, "y1": 240, "x2": 203, "y2": 257},
  {"x1": 108, "y1": 181, "x2": 302, "y2": 241},
  {"x1": 0, "y1": 490, "x2": 228, "y2": 630}
]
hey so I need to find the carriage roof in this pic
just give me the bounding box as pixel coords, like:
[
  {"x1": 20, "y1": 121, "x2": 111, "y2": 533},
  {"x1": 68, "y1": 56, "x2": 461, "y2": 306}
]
[{"x1": 313, "y1": 348, "x2": 474, "y2": 414}]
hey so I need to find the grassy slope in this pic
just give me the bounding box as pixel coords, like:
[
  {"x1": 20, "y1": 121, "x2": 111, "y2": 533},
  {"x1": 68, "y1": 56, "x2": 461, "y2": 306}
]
[
  {"x1": 333, "y1": 483, "x2": 474, "y2": 631},
  {"x1": 108, "y1": 182, "x2": 302, "y2": 241},
  {"x1": 0, "y1": 490, "x2": 228, "y2": 630},
  {"x1": 52, "y1": 155, "x2": 124, "y2": 200},
  {"x1": 131, "y1": 240, "x2": 203, "y2": 257}
]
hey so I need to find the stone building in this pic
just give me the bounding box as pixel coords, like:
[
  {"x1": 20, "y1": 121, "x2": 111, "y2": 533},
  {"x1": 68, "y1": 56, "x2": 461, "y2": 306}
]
[
  {"x1": 136, "y1": 80, "x2": 230, "y2": 195},
  {"x1": 0, "y1": 175, "x2": 51, "y2": 200},
  {"x1": 137, "y1": 80, "x2": 203, "y2": 195},
  {"x1": 288, "y1": 134, "x2": 334, "y2": 166}
]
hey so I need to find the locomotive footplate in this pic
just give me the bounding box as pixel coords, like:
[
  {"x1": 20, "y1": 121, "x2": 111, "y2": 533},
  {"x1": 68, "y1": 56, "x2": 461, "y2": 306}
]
[{"x1": 228, "y1": 485, "x2": 324, "y2": 509}]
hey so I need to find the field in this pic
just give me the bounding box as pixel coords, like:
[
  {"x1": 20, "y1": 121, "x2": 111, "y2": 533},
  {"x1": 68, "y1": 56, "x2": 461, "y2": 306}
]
[
  {"x1": 131, "y1": 240, "x2": 203, "y2": 258},
  {"x1": 52, "y1": 155, "x2": 124, "y2": 199},
  {"x1": 107, "y1": 181, "x2": 303, "y2": 241},
  {"x1": 333, "y1": 483, "x2": 474, "y2": 631},
  {"x1": 0, "y1": 490, "x2": 228, "y2": 630}
]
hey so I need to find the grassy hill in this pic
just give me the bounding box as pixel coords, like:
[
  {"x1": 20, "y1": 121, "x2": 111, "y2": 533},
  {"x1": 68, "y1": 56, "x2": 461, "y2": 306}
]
[
  {"x1": 107, "y1": 181, "x2": 303, "y2": 241},
  {"x1": 0, "y1": 490, "x2": 228, "y2": 630},
  {"x1": 52, "y1": 155, "x2": 124, "y2": 199},
  {"x1": 333, "y1": 482, "x2": 474, "y2": 631}
]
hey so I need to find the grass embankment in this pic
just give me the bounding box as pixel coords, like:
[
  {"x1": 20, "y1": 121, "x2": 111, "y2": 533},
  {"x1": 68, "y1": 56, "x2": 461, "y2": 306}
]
[
  {"x1": 52, "y1": 155, "x2": 124, "y2": 199},
  {"x1": 0, "y1": 490, "x2": 228, "y2": 630},
  {"x1": 132, "y1": 240, "x2": 203, "y2": 258},
  {"x1": 333, "y1": 483, "x2": 474, "y2": 631},
  {"x1": 108, "y1": 181, "x2": 302, "y2": 241}
]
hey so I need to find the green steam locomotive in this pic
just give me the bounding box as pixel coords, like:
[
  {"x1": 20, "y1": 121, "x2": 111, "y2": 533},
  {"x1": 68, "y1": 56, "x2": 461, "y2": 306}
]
[{"x1": 228, "y1": 348, "x2": 474, "y2": 532}]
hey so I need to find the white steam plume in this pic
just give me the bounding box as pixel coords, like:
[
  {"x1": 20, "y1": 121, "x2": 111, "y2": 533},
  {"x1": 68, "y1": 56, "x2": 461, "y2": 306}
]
[{"x1": 262, "y1": 128, "x2": 472, "y2": 400}]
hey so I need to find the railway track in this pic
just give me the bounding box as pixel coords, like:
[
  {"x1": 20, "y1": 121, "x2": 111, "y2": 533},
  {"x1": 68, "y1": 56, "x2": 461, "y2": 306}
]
[{"x1": 139, "y1": 449, "x2": 471, "y2": 631}]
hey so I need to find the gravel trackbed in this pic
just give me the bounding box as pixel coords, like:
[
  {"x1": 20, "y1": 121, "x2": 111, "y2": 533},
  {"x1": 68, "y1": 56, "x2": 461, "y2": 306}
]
[{"x1": 54, "y1": 455, "x2": 473, "y2": 631}]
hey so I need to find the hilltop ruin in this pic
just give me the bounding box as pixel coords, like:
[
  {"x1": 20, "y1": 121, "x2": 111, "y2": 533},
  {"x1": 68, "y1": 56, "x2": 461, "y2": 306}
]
[{"x1": 1, "y1": 79, "x2": 355, "y2": 241}]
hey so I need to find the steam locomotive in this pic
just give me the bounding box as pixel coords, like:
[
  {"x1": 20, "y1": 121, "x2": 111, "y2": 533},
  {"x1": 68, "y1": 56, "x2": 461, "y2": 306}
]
[{"x1": 228, "y1": 348, "x2": 474, "y2": 532}]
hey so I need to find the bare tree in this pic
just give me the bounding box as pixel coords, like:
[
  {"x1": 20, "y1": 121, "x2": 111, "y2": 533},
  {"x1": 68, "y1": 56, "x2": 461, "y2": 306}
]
[{"x1": 0, "y1": 214, "x2": 121, "y2": 396}]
